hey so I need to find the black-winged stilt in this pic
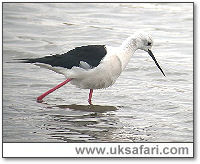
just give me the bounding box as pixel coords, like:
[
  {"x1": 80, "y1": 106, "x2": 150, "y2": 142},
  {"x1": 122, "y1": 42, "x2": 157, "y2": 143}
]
[{"x1": 20, "y1": 32, "x2": 165, "y2": 104}]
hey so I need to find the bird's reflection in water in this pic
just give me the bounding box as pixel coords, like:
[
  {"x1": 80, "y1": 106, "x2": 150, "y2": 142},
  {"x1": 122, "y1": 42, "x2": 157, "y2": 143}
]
[
  {"x1": 53, "y1": 104, "x2": 118, "y2": 112},
  {"x1": 44, "y1": 104, "x2": 120, "y2": 142}
]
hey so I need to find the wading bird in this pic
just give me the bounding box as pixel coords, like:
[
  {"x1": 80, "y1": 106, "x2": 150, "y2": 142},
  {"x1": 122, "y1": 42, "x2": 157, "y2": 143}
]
[{"x1": 20, "y1": 32, "x2": 165, "y2": 104}]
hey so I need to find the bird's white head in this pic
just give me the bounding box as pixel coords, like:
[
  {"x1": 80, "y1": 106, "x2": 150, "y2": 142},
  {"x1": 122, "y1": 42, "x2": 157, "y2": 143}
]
[
  {"x1": 134, "y1": 32, "x2": 153, "y2": 52},
  {"x1": 123, "y1": 31, "x2": 165, "y2": 77}
]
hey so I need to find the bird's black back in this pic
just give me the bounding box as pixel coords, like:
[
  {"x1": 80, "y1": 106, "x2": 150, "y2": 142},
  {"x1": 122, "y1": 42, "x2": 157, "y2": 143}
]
[{"x1": 21, "y1": 45, "x2": 107, "y2": 69}]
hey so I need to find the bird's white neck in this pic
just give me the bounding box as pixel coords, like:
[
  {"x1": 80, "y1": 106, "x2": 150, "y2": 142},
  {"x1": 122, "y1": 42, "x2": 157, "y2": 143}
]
[{"x1": 118, "y1": 36, "x2": 138, "y2": 70}]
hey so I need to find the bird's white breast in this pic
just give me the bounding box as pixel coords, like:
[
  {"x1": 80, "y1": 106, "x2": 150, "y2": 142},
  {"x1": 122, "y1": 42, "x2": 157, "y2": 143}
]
[{"x1": 70, "y1": 46, "x2": 122, "y2": 89}]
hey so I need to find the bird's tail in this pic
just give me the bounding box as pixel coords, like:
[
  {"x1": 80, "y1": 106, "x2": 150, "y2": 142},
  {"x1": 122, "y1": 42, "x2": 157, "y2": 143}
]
[
  {"x1": 7, "y1": 57, "x2": 89, "y2": 79},
  {"x1": 6, "y1": 58, "x2": 41, "y2": 63},
  {"x1": 7, "y1": 58, "x2": 67, "y2": 76},
  {"x1": 34, "y1": 63, "x2": 66, "y2": 75}
]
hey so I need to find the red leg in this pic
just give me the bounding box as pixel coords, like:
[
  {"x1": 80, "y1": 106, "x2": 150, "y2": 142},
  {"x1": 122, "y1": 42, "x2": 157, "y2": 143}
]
[
  {"x1": 88, "y1": 89, "x2": 93, "y2": 105},
  {"x1": 37, "y1": 78, "x2": 72, "y2": 103}
]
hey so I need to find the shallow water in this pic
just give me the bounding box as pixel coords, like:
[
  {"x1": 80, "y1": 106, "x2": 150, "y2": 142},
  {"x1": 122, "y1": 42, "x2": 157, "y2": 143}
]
[{"x1": 3, "y1": 3, "x2": 193, "y2": 142}]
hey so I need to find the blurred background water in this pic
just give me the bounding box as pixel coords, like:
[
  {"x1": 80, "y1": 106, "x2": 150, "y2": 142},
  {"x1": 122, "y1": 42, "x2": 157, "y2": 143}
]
[{"x1": 3, "y1": 3, "x2": 193, "y2": 142}]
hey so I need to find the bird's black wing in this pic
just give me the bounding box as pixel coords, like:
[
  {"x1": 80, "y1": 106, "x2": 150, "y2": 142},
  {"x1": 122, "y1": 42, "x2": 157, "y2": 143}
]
[{"x1": 20, "y1": 45, "x2": 107, "y2": 69}]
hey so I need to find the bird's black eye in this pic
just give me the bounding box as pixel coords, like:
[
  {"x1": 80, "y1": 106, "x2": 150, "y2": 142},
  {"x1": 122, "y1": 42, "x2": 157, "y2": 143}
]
[{"x1": 147, "y1": 42, "x2": 151, "y2": 46}]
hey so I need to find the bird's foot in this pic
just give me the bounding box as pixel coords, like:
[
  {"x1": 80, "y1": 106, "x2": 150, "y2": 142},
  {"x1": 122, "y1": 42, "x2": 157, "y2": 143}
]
[
  {"x1": 88, "y1": 99, "x2": 93, "y2": 105},
  {"x1": 37, "y1": 98, "x2": 43, "y2": 103}
]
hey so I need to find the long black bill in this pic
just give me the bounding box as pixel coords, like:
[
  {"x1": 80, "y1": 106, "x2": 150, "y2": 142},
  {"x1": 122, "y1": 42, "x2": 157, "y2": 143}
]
[{"x1": 148, "y1": 49, "x2": 166, "y2": 77}]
